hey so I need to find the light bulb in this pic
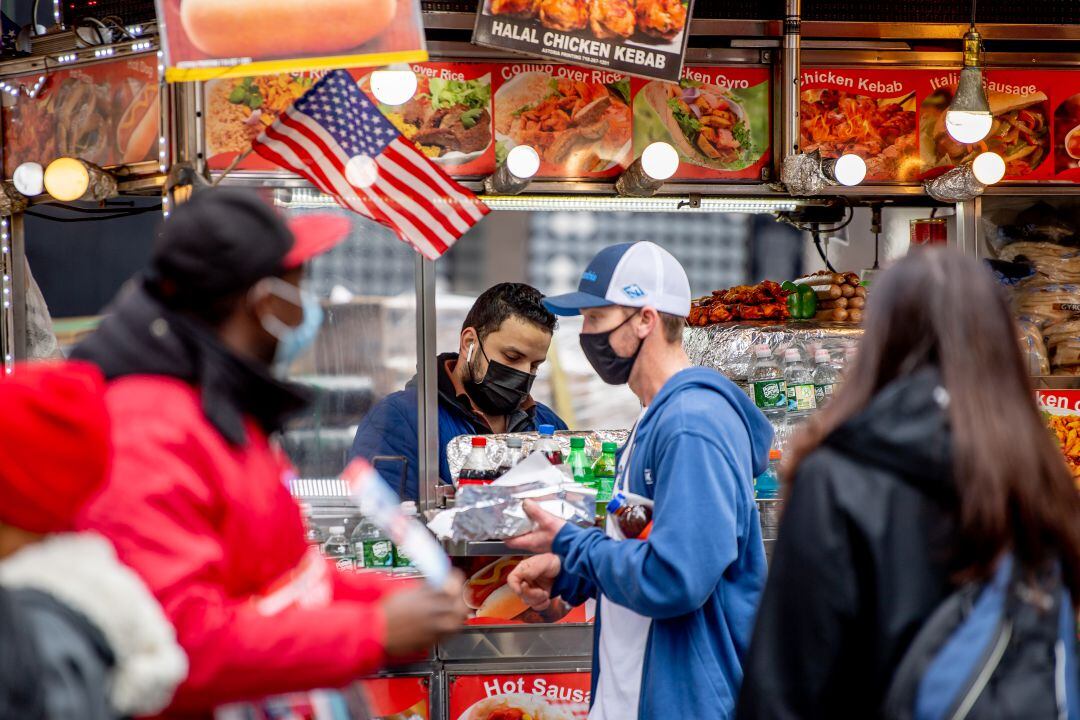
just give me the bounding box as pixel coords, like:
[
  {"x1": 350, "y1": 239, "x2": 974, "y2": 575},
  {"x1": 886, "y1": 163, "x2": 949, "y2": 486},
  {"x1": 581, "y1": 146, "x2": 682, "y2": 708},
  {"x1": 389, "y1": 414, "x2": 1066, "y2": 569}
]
[
  {"x1": 43, "y1": 158, "x2": 90, "y2": 202},
  {"x1": 945, "y1": 110, "x2": 993, "y2": 144},
  {"x1": 832, "y1": 154, "x2": 867, "y2": 186},
  {"x1": 369, "y1": 68, "x2": 417, "y2": 107},
  {"x1": 505, "y1": 145, "x2": 540, "y2": 179},
  {"x1": 972, "y1": 151, "x2": 1006, "y2": 185},
  {"x1": 345, "y1": 155, "x2": 378, "y2": 189},
  {"x1": 640, "y1": 142, "x2": 679, "y2": 181},
  {"x1": 13, "y1": 162, "x2": 44, "y2": 196}
]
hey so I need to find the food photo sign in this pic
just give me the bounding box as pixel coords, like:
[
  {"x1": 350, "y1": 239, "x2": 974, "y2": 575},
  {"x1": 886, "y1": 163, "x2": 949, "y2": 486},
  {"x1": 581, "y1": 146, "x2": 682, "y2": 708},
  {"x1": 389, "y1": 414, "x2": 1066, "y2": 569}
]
[
  {"x1": 632, "y1": 65, "x2": 771, "y2": 180},
  {"x1": 457, "y1": 556, "x2": 591, "y2": 625},
  {"x1": 472, "y1": 0, "x2": 693, "y2": 82},
  {"x1": 800, "y1": 67, "x2": 921, "y2": 182},
  {"x1": 921, "y1": 69, "x2": 1053, "y2": 181},
  {"x1": 1037, "y1": 390, "x2": 1080, "y2": 489},
  {"x1": 1, "y1": 57, "x2": 160, "y2": 177},
  {"x1": 449, "y1": 672, "x2": 592, "y2": 720},
  {"x1": 156, "y1": 0, "x2": 427, "y2": 82},
  {"x1": 491, "y1": 62, "x2": 633, "y2": 179}
]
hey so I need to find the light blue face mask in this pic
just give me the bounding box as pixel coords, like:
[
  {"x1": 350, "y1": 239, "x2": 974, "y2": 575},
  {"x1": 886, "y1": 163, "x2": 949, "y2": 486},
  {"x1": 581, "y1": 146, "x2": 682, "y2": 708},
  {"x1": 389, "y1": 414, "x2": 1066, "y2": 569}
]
[{"x1": 256, "y1": 278, "x2": 325, "y2": 375}]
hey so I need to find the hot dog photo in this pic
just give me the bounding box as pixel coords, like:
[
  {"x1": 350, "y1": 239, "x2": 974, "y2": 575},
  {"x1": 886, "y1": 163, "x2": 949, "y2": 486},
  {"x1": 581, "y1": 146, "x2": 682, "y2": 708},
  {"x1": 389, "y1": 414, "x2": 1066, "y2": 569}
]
[
  {"x1": 460, "y1": 557, "x2": 587, "y2": 625},
  {"x1": 155, "y1": 0, "x2": 428, "y2": 81},
  {"x1": 1, "y1": 58, "x2": 160, "y2": 177}
]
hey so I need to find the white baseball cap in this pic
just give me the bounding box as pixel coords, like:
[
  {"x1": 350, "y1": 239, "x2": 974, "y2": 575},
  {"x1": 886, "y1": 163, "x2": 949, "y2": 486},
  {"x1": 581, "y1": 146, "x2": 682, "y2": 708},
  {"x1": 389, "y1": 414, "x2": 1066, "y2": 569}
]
[{"x1": 543, "y1": 241, "x2": 691, "y2": 318}]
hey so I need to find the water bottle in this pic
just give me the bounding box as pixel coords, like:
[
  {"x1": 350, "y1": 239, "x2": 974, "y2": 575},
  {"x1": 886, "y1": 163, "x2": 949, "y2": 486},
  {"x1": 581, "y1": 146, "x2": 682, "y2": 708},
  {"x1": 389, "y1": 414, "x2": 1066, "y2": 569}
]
[
  {"x1": 755, "y1": 450, "x2": 782, "y2": 499},
  {"x1": 351, "y1": 505, "x2": 395, "y2": 572},
  {"x1": 300, "y1": 503, "x2": 326, "y2": 547},
  {"x1": 323, "y1": 526, "x2": 354, "y2": 572},
  {"x1": 783, "y1": 348, "x2": 817, "y2": 428},
  {"x1": 813, "y1": 350, "x2": 840, "y2": 408},
  {"x1": 393, "y1": 502, "x2": 421, "y2": 577},
  {"x1": 750, "y1": 345, "x2": 787, "y2": 423}
]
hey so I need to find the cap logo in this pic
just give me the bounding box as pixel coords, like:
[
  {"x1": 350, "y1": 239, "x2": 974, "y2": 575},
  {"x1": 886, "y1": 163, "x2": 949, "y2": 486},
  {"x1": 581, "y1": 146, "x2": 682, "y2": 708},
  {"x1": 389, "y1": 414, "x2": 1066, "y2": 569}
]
[
  {"x1": 622, "y1": 284, "x2": 646, "y2": 299},
  {"x1": 581, "y1": 271, "x2": 598, "y2": 282}
]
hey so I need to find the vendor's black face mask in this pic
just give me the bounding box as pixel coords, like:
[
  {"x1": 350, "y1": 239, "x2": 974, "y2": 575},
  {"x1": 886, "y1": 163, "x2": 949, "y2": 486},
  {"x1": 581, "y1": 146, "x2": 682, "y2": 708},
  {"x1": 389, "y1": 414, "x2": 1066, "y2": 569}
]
[
  {"x1": 463, "y1": 341, "x2": 535, "y2": 416},
  {"x1": 580, "y1": 311, "x2": 642, "y2": 386}
]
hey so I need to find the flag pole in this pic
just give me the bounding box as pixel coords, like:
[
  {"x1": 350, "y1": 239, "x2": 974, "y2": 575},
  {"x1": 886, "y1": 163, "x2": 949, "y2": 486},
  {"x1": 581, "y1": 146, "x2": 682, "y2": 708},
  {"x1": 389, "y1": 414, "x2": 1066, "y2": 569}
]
[{"x1": 210, "y1": 148, "x2": 254, "y2": 187}]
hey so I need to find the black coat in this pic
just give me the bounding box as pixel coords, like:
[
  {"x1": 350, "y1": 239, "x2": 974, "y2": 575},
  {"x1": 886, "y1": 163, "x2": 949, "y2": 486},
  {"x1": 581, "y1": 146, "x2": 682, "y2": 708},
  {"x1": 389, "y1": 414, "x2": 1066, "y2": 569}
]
[{"x1": 738, "y1": 367, "x2": 959, "y2": 719}]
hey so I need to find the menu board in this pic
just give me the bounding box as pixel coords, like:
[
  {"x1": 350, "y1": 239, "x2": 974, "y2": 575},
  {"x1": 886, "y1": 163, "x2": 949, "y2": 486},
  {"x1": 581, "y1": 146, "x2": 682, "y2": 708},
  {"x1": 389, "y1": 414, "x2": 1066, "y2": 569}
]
[
  {"x1": 1, "y1": 57, "x2": 160, "y2": 177},
  {"x1": 457, "y1": 555, "x2": 590, "y2": 626},
  {"x1": 449, "y1": 672, "x2": 591, "y2": 719},
  {"x1": 800, "y1": 68, "x2": 921, "y2": 182},
  {"x1": 491, "y1": 62, "x2": 633, "y2": 179},
  {"x1": 156, "y1": 0, "x2": 427, "y2": 82},
  {"x1": 204, "y1": 62, "x2": 776, "y2": 183},
  {"x1": 632, "y1": 65, "x2": 771, "y2": 181},
  {"x1": 472, "y1": 0, "x2": 693, "y2": 83},
  {"x1": 1051, "y1": 73, "x2": 1080, "y2": 182},
  {"x1": 359, "y1": 676, "x2": 430, "y2": 719},
  {"x1": 921, "y1": 69, "x2": 1053, "y2": 181}
]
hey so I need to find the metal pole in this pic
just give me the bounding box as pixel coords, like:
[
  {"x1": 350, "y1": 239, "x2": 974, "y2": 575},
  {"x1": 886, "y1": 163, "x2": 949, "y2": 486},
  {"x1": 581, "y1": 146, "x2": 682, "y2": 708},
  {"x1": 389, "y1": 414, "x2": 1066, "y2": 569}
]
[
  {"x1": 953, "y1": 198, "x2": 981, "y2": 257},
  {"x1": 780, "y1": 0, "x2": 802, "y2": 164},
  {"x1": 414, "y1": 254, "x2": 439, "y2": 512},
  {"x1": 10, "y1": 214, "x2": 26, "y2": 360}
]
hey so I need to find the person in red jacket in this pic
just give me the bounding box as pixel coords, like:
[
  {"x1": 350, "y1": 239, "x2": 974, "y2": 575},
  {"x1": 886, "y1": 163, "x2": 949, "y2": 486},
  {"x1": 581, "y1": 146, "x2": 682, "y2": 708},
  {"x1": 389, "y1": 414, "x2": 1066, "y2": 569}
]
[{"x1": 74, "y1": 189, "x2": 467, "y2": 716}]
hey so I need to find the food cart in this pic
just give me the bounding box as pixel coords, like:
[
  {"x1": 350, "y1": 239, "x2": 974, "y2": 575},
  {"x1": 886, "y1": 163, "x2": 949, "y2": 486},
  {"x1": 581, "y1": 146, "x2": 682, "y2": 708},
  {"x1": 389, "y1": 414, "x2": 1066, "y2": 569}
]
[{"x1": 3, "y1": 1, "x2": 1080, "y2": 717}]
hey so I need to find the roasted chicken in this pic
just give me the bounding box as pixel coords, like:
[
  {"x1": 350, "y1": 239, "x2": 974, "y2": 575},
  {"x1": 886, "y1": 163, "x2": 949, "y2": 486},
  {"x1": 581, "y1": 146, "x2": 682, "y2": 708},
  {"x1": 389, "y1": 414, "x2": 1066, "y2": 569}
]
[
  {"x1": 539, "y1": 0, "x2": 588, "y2": 31},
  {"x1": 689, "y1": 282, "x2": 792, "y2": 327},
  {"x1": 491, "y1": 0, "x2": 540, "y2": 18},
  {"x1": 633, "y1": 0, "x2": 687, "y2": 39},
  {"x1": 589, "y1": 0, "x2": 634, "y2": 38}
]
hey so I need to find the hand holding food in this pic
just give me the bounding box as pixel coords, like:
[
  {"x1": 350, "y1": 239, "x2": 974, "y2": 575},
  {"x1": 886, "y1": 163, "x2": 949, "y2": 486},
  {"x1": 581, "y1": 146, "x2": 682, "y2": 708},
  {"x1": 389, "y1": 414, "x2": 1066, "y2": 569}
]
[{"x1": 504, "y1": 500, "x2": 568, "y2": 554}]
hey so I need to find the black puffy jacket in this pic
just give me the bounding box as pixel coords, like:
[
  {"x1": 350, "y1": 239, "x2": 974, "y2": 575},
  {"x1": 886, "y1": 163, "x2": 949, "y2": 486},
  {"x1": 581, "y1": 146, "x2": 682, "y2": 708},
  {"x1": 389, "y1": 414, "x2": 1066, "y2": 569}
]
[{"x1": 738, "y1": 367, "x2": 960, "y2": 719}]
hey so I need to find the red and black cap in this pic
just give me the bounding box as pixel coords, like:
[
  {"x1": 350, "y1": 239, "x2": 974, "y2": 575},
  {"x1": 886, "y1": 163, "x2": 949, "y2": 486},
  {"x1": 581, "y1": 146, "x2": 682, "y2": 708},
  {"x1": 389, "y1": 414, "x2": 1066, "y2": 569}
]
[{"x1": 150, "y1": 188, "x2": 349, "y2": 302}]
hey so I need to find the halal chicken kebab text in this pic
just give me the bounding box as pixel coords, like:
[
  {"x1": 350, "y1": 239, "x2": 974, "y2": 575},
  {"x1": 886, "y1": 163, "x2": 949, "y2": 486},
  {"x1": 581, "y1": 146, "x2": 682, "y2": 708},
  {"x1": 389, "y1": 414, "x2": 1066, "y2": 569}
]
[{"x1": 491, "y1": 0, "x2": 687, "y2": 41}]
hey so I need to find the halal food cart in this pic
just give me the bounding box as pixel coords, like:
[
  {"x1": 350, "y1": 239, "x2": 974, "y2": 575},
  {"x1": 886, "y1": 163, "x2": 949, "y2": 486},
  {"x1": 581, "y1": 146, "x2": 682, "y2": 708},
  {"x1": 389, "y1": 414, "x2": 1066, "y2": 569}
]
[{"x1": 3, "y1": 1, "x2": 1080, "y2": 717}]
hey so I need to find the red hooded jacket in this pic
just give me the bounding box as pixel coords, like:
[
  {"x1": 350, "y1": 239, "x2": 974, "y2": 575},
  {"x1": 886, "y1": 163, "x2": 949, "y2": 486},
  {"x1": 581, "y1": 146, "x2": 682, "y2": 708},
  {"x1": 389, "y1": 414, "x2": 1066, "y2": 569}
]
[{"x1": 79, "y1": 375, "x2": 402, "y2": 717}]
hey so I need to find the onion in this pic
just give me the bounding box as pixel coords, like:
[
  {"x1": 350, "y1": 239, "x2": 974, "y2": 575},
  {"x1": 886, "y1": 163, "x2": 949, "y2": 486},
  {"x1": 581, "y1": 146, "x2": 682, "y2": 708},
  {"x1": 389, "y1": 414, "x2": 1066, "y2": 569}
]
[
  {"x1": 689, "y1": 103, "x2": 704, "y2": 119},
  {"x1": 682, "y1": 87, "x2": 700, "y2": 101}
]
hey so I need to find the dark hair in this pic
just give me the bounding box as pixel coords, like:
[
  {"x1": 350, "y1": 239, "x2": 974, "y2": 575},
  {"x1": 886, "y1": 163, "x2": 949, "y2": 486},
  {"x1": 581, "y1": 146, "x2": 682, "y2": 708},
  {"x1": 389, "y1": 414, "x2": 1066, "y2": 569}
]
[
  {"x1": 660, "y1": 312, "x2": 685, "y2": 343},
  {"x1": 463, "y1": 283, "x2": 557, "y2": 339},
  {"x1": 785, "y1": 248, "x2": 1080, "y2": 601}
]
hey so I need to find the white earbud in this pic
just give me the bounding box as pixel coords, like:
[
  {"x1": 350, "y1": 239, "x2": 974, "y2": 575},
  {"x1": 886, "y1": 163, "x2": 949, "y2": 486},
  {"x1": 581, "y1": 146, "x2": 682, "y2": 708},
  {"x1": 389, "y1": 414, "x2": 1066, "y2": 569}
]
[{"x1": 466, "y1": 343, "x2": 475, "y2": 364}]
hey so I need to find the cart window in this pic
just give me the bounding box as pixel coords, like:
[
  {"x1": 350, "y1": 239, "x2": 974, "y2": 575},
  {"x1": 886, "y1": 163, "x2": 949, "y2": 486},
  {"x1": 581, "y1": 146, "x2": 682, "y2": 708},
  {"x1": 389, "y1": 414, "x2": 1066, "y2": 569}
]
[{"x1": 276, "y1": 207, "x2": 419, "y2": 497}]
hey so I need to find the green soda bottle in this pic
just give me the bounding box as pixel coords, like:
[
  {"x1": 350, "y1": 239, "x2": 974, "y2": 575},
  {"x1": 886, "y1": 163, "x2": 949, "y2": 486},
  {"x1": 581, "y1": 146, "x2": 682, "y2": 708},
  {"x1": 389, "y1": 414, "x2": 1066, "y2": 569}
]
[
  {"x1": 567, "y1": 437, "x2": 594, "y2": 489},
  {"x1": 592, "y1": 442, "x2": 618, "y2": 521}
]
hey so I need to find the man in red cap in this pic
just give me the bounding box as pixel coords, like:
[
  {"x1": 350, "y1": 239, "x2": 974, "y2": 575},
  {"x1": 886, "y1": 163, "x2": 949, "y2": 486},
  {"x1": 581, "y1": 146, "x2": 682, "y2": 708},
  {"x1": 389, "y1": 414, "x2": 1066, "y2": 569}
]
[
  {"x1": 0, "y1": 361, "x2": 187, "y2": 720},
  {"x1": 74, "y1": 188, "x2": 467, "y2": 716}
]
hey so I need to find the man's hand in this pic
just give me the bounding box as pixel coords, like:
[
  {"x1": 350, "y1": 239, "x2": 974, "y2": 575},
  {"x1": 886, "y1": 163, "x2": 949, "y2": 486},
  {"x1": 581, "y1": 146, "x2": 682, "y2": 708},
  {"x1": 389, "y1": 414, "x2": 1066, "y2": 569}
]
[
  {"x1": 381, "y1": 570, "x2": 469, "y2": 657},
  {"x1": 507, "y1": 553, "x2": 562, "y2": 611},
  {"x1": 504, "y1": 500, "x2": 567, "y2": 554}
]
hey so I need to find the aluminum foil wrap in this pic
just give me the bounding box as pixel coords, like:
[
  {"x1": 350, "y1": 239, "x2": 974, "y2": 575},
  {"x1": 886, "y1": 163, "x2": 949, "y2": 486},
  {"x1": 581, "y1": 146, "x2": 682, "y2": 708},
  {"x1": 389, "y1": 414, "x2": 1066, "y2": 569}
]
[
  {"x1": 781, "y1": 151, "x2": 826, "y2": 196},
  {"x1": 447, "y1": 429, "x2": 630, "y2": 482},
  {"x1": 924, "y1": 165, "x2": 984, "y2": 203},
  {"x1": 428, "y1": 454, "x2": 598, "y2": 541},
  {"x1": 684, "y1": 323, "x2": 864, "y2": 385}
]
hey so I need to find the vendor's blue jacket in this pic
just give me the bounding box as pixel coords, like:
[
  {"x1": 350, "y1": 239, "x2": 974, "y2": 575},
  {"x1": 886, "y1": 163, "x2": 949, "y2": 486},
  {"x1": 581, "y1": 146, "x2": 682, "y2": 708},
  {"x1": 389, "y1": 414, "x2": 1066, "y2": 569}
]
[
  {"x1": 350, "y1": 352, "x2": 566, "y2": 500},
  {"x1": 552, "y1": 367, "x2": 772, "y2": 719}
]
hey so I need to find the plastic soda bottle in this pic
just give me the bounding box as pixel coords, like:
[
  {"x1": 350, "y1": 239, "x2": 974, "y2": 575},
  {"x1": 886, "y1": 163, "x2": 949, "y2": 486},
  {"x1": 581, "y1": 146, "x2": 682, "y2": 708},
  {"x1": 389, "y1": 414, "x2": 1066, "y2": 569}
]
[
  {"x1": 567, "y1": 437, "x2": 594, "y2": 488},
  {"x1": 534, "y1": 424, "x2": 563, "y2": 465},
  {"x1": 497, "y1": 436, "x2": 526, "y2": 476},
  {"x1": 755, "y1": 450, "x2": 782, "y2": 500},
  {"x1": 458, "y1": 436, "x2": 499, "y2": 485}
]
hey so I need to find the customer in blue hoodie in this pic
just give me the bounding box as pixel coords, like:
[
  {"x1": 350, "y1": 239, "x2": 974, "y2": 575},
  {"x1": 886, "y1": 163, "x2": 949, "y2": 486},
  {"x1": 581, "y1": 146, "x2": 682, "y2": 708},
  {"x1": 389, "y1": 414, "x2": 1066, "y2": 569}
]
[{"x1": 506, "y1": 241, "x2": 772, "y2": 720}]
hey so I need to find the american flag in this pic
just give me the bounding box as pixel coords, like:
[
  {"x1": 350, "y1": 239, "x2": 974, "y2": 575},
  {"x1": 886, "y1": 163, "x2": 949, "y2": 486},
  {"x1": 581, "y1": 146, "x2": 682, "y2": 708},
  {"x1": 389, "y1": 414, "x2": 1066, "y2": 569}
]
[{"x1": 252, "y1": 70, "x2": 488, "y2": 260}]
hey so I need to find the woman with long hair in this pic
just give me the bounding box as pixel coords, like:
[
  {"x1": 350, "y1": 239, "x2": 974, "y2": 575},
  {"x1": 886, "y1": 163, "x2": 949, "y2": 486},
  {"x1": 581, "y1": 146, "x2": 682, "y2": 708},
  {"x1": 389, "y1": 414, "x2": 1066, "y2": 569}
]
[{"x1": 736, "y1": 248, "x2": 1080, "y2": 719}]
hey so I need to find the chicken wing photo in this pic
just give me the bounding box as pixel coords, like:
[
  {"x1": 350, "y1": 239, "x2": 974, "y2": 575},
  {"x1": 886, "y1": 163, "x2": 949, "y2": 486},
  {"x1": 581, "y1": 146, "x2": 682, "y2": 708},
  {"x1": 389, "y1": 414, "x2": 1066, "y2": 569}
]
[
  {"x1": 540, "y1": 0, "x2": 588, "y2": 32},
  {"x1": 634, "y1": 0, "x2": 687, "y2": 39},
  {"x1": 589, "y1": 0, "x2": 634, "y2": 38},
  {"x1": 491, "y1": 0, "x2": 540, "y2": 18}
]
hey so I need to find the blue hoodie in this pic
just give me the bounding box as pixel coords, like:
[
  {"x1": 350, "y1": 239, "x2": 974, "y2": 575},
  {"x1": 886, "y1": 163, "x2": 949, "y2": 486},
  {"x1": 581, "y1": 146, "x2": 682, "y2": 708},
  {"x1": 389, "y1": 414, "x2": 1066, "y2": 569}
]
[{"x1": 551, "y1": 366, "x2": 772, "y2": 719}]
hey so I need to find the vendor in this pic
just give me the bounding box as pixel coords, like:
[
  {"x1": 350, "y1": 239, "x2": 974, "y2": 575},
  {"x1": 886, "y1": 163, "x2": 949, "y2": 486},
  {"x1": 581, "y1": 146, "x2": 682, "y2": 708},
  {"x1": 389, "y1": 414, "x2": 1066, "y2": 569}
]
[{"x1": 350, "y1": 282, "x2": 567, "y2": 500}]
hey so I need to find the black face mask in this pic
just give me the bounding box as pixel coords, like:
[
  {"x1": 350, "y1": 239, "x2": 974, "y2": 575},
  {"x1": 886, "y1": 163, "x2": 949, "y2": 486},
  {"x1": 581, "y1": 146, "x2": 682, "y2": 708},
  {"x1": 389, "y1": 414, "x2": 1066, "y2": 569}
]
[
  {"x1": 580, "y1": 311, "x2": 642, "y2": 385},
  {"x1": 463, "y1": 342, "x2": 536, "y2": 416}
]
